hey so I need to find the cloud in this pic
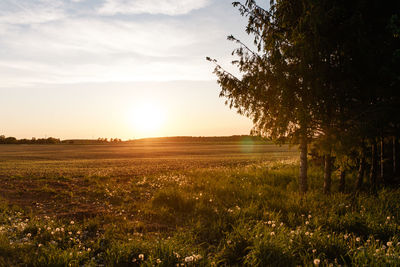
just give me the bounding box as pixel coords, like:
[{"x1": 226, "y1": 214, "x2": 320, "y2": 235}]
[
  {"x1": 98, "y1": 0, "x2": 211, "y2": 16},
  {"x1": 0, "y1": 0, "x2": 243, "y2": 87},
  {"x1": 0, "y1": 0, "x2": 66, "y2": 25},
  {"x1": 0, "y1": 16, "x2": 222, "y2": 86}
]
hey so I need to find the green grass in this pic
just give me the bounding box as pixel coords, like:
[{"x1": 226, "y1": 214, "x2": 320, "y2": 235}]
[{"x1": 0, "y1": 143, "x2": 399, "y2": 266}]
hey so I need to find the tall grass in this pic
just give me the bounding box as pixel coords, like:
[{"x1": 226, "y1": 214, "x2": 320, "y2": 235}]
[{"x1": 1, "y1": 159, "x2": 400, "y2": 266}]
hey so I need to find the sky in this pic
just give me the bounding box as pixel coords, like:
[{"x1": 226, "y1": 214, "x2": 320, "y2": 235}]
[{"x1": 0, "y1": 0, "x2": 257, "y2": 140}]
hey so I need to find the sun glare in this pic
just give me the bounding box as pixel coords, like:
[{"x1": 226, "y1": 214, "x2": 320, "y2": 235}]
[{"x1": 128, "y1": 102, "x2": 166, "y2": 136}]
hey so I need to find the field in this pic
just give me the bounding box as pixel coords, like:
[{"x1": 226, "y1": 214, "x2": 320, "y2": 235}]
[{"x1": 1, "y1": 142, "x2": 400, "y2": 266}]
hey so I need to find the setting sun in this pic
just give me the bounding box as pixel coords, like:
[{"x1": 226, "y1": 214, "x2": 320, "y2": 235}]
[{"x1": 128, "y1": 102, "x2": 166, "y2": 136}]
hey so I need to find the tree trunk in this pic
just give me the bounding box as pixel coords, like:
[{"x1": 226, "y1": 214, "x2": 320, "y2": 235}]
[
  {"x1": 339, "y1": 167, "x2": 346, "y2": 193},
  {"x1": 356, "y1": 156, "x2": 366, "y2": 190},
  {"x1": 393, "y1": 136, "x2": 397, "y2": 177},
  {"x1": 299, "y1": 134, "x2": 308, "y2": 193},
  {"x1": 380, "y1": 137, "x2": 385, "y2": 183},
  {"x1": 370, "y1": 140, "x2": 378, "y2": 190},
  {"x1": 323, "y1": 153, "x2": 332, "y2": 194}
]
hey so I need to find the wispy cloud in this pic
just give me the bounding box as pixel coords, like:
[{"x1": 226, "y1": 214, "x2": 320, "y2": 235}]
[
  {"x1": 98, "y1": 0, "x2": 211, "y2": 16},
  {"x1": 0, "y1": 0, "x2": 243, "y2": 87},
  {"x1": 0, "y1": 16, "x2": 221, "y2": 86},
  {"x1": 0, "y1": 0, "x2": 66, "y2": 25}
]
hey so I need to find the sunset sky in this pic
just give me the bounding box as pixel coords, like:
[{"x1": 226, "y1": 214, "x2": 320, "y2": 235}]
[{"x1": 0, "y1": 0, "x2": 259, "y2": 140}]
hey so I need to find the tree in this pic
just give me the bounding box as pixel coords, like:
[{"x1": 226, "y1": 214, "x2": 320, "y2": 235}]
[
  {"x1": 208, "y1": 0, "x2": 324, "y2": 193},
  {"x1": 210, "y1": 0, "x2": 400, "y2": 193}
]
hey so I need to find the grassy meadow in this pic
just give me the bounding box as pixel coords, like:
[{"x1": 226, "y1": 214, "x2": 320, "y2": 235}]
[{"x1": 1, "y1": 141, "x2": 400, "y2": 266}]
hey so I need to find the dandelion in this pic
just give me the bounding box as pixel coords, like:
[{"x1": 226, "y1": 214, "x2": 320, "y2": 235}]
[
  {"x1": 194, "y1": 254, "x2": 202, "y2": 261},
  {"x1": 138, "y1": 254, "x2": 144, "y2": 260},
  {"x1": 185, "y1": 256, "x2": 194, "y2": 262},
  {"x1": 313, "y1": 259, "x2": 320, "y2": 266}
]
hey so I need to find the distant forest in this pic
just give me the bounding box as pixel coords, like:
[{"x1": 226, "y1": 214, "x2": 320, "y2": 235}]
[{"x1": 0, "y1": 135, "x2": 268, "y2": 145}]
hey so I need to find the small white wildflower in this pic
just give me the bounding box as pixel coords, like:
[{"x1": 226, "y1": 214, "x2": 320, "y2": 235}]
[
  {"x1": 312, "y1": 249, "x2": 316, "y2": 253},
  {"x1": 270, "y1": 232, "x2": 275, "y2": 236},
  {"x1": 356, "y1": 237, "x2": 361, "y2": 242},
  {"x1": 70, "y1": 221, "x2": 74, "y2": 225},
  {"x1": 138, "y1": 254, "x2": 144, "y2": 260},
  {"x1": 194, "y1": 254, "x2": 202, "y2": 261},
  {"x1": 313, "y1": 259, "x2": 320, "y2": 266},
  {"x1": 185, "y1": 256, "x2": 194, "y2": 262},
  {"x1": 156, "y1": 259, "x2": 162, "y2": 264},
  {"x1": 387, "y1": 242, "x2": 393, "y2": 247}
]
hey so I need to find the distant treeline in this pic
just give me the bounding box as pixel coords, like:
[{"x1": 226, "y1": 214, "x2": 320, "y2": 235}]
[
  {"x1": 129, "y1": 135, "x2": 269, "y2": 143},
  {"x1": 0, "y1": 135, "x2": 61, "y2": 144},
  {"x1": 0, "y1": 135, "x2": 266, "y2": 145},
  {"x1": 62, "y1": 138, "x2": 122, "y2": 144}
]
